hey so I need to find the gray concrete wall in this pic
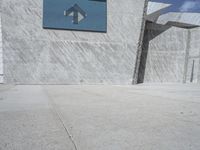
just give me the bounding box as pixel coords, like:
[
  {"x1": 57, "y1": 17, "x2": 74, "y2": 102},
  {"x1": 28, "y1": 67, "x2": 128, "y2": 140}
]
[
  {"x1": 1, "y1": 0, "x2": 146, "y2": 84},
  {"x1": 143, "y1": 23, "x2": 200, "y2": 84}
]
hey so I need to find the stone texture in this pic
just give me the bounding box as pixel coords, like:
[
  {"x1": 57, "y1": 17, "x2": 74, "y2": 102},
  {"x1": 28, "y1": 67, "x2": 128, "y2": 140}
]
[
  {"x1": 141, "y1": 23, "x2": 200, "y2": 84},
  {"x1": 146, "y1": 2, "x2": 171, "y2": 22},
  {"x1": 189, "y1": 28, "x2": 200, "y2": 83},
  {"x1": 1, "y1": 0, "x2": 146, "y2": 84},
  {"x1": 139, "y1": 3, "x2": 200, "y2": 84},
  {"x1": 0, "y1": 10, "x2": 3, "y2": 83},
  {"x1": 157, "y1": 12, "x2": 200, "y2": 28},
  {"x1": 147, "y1": 2, "x2": 171, "y2": 15},
  {"x1": 132, "y1": 0, "x2": 148, "y2": 84},
  {"x1": 143, "y1": 24, "x2": 188, "y2": 83}
]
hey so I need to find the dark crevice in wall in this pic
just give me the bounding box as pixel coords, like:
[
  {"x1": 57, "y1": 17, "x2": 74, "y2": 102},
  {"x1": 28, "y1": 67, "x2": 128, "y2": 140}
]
[
  {"x1": 132, "y1": 0, "x2": 149, "y2": 84},
  {"x1": 137, "y1": 22, "x2": 149, "y2": 83},
  {"x1": 136, "y1": 22, "x2": 171, "y2": 83}
]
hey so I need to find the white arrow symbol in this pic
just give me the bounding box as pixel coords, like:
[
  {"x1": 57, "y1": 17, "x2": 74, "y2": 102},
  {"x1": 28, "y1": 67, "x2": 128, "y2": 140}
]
[{"x1": 64, "y1": 4, "x2": 87, "y2": 24}]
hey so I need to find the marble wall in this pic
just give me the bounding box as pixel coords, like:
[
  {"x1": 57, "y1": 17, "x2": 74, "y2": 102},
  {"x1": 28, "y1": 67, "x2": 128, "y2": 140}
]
[
  {"x1": 189, "y1": 28, "x2": 200, "y2": 84},
  {"x1": 1, "y1": 0, "x2": 146, "y2": 84},
  {"x1": 0, "y1": 6, "x2": 3, "y2": 83},
  {"x1": 142, "y1": 23, "x2": 200, "y2": 84},
  {"x1": 143, "y1": 23, "x2": 187, "y2": 83}
]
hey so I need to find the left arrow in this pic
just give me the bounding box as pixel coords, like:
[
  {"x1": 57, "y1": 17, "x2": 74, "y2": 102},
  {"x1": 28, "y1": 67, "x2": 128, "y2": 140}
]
[{"x1": 64, "y1": 4, "x2": 87, "y2": 24}]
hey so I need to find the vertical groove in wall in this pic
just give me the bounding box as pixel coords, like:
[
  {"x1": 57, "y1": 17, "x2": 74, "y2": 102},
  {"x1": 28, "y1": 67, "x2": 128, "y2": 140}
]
[
  {"x1": 183, "y1": 29, "x2": 191, "y2": 83},
  {"x1": 132, "y1": 0, "x2": 149, "y2": 84}
]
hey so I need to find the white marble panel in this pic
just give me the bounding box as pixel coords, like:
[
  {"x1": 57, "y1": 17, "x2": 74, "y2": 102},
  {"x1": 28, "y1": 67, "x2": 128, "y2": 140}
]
[
  {"x1": 144, "y1": 26, "x2": 188, "y2": 83},
  {"x1": 146, "y1": 2, "x2": 171, "y2": 22},
  {"x1": 186, "y1": 58, "x2": 199, "y2": 83},
  {"x1": 157, "y1": 12, "x2": 200, "y2": 28},
  {"x1": 190, "y1": 28, "x2": 200, "y2": 83},
  {"x1": 1, "y1": 0, "x2": 146, "y2": 84},
  {"x1": 190, "y1": 28, "x2": 200, "y2": 57},
  {"x1": 147, "y1": 2, "x2": 171, "y2": 15},
  {"x1": 0, "y1": 12, "x2": 3, "y2": 83},
  {"x1": 2, "y1": 6, "x2": 143, "y2": 43},
  {"x1": 4, "y1": 40, "x2": 137, "y2": 84}
]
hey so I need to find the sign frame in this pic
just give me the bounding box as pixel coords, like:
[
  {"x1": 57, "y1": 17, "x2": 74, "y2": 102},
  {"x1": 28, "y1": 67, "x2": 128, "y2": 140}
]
[{"x1": 43, "y1": 0, "x2": 107, "y2": 32}]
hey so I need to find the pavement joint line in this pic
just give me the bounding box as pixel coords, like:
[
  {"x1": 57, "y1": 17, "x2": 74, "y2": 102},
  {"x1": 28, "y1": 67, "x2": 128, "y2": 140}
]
[{"x1": 42, "y1": 87, "x2": 78, "y2": 150}]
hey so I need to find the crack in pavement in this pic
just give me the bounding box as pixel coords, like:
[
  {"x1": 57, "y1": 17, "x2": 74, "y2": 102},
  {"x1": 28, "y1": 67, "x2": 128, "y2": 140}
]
[{"x1": 42, "y1": 87, "x2": 78, "y2": 150}]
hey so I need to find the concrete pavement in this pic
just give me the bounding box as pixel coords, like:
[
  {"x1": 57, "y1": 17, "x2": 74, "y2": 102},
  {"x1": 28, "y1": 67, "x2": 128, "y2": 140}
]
[{"x1": 0, "y1": 84, "x2": 200, "y2": 150}]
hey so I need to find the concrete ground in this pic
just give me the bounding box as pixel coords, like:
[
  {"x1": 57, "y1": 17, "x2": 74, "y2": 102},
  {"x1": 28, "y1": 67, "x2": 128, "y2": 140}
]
[{"x1": 0, "y1": 84, "x2": 200, "y2": 150}]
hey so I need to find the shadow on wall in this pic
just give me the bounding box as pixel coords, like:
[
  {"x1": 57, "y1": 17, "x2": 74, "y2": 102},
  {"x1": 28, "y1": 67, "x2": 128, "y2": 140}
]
[
  {"x1": 137, "y1": 21, "x2": 171, "y2": 83},
  {"x1": 136, "y1": 21, "x2": 200, "y2": 84}
]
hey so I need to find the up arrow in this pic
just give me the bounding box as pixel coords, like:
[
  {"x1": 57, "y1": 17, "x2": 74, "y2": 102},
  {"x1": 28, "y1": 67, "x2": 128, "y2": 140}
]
[{"x1": 64, "y1": 4, "x2": 87, "y2": 24}]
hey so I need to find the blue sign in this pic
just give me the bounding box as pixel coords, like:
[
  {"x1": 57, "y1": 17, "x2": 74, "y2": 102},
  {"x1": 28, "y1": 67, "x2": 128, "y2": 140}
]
[{"x1": 43, "y1": 0, "x2": 107, "y2": 32}]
